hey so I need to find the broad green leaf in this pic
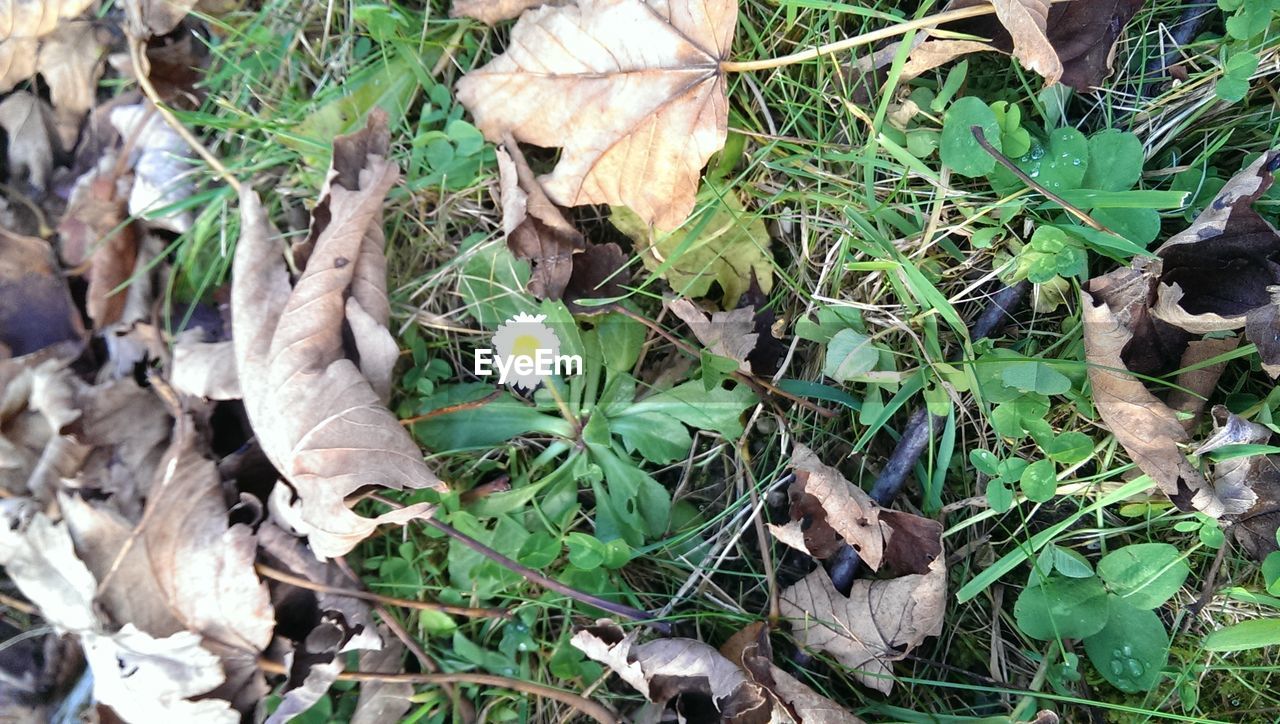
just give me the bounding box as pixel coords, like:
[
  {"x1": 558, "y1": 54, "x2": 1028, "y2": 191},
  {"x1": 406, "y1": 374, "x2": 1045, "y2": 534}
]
[
  {"x1": 1203, "y1": 617, "x2": 1280, "y2": 651},
  {"x1": 517, "y1": 532, "x2": 562, "y2": 569},
  {"x1": 970, "y1": 449, "x2": 1000, "y2": 475},
  {"x1": 986, "y1": 477, "x2": 1014, "y2": 513},
  {"x1": 1097, "y1": 543, "x2": 1190, "y2": 609},
  {"x1": 410, "y1": 384, "x2": 570, "y2": 450},
  {"x1": 1014, "y1": 575, "x2": 1110, "y2": 641},
  {"x1": 1082, "y1": 130, "x2": 1143, "y2": 191},
  {"x1": 1083, "y1": 598, "x2": 1169, "y2": 693},
  {"x1": 823, "y1": 329, "x2": 880, "y2": 382},
  {"x1": 610, "y1": 411, "x2": 693, "y2": 464},
  {"x1": 1092, "y1": 207, "x2": 1160, "y2": 247},
  {"x1": 1263, "y1": 551, "x2": 1280, "y2": 596},
  {"x1": 941, "y1": 97, "x2": 1000, "y2": 177},
  {"x1": 997, "y1": 127, "x2": 1089, "y2": 194},
  {"x1": 566, "y1": 533, "x2": 607, "y2": 570},
  {"x1": 622, "y1": 380, "x2": 756, "y2": 438},
  {"x1": 596, "y1": 313, "x2": 645, "y2": 373},
  {"x1": 1051, "y1": 546, "x2": 1095, "y2": 578}
]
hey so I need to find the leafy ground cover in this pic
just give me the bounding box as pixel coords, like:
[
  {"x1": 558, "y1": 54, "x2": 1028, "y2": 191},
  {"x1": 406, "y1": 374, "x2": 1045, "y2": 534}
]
[{"x1": 1, "y1": 0, "x2": 1280, "y2": 722}]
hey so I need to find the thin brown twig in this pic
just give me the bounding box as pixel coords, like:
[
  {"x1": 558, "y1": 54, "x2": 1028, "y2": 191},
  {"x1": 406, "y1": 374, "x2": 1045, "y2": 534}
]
[
  {"x1": 255, "y1": 563, "x2": 511, "y2": 619},
  {"x1": 256, "y1": 658, "x2": 619, "y2": 724},
  {"x1": 969, "y1": 126, "x2": 1114, "y2": 234},
  {"x1": 616, "y1": 306, "x2": 836, "y2": 419},
  {"x1": 399, "y1": 390, "x2": 502, "y2": 425},
  {"x1": 127, "y1": 37, "x2": 242, "y2": 196},
  {"x1": 0, "y1": 592, "x2": 37, "y2": 616}
]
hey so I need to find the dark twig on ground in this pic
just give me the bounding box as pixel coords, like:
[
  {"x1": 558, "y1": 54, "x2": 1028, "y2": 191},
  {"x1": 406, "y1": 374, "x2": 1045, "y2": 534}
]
[{"x1": 826, "y1": 281, "x2": 1031, "y2": 595}]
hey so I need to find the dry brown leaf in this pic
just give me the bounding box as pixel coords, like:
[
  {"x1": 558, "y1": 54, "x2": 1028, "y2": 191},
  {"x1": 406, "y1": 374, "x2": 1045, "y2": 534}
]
[
  {"x1": 572, "y1": 620, "x2": 771, "y2": 721},
  {"x1": 1166, "y1": 336, "x2": 1240, "y2": 433},
  {"x1": 125, "y1": 0, "x2": 201, "y2": 37},
  {"x1": 721, "y1": 622, "x2": 866, "y2": 724},
  {"x1": 36, "y1": 19, "x2": 107, "y2": 145},
  {"x1": 668, "y1": 298, "x2": 757, "y2": 374},
  {"x1": 0, "y1": 352, "x2": 85, "y2": 500},
  {"x1": 768, "y1": 444, "x2": 886, "y2": 569},
  {"x1": 0, "y1": 502, "x2": 240, "y2": 722},
  {"x1": 497, "y1": 136, "x2": 583, "y2": 300},
  {"x1": 450, "y1": 0, "x2": 567, "y2": 24},
  {"x1": 171, "y1": 339, "x2": 241, "y2": 400},
  {"x1": 351, "y1": 634, "x2": 413, "y2": 724},
  {"x1": 0, "y1": 91, "x2": 58, "y2": 190},
  {"x1": 778, "y1": 476, "x2": 945, "y2": 694},
  {"x1": 232, "y1": 111, "x2": 443, "y2": 559},
  {"x1": 58, "y1": 158, "x2": 140, "y2": 328},
  {"x1": 0, "y1": 230, "x2": 83, "y2": 357},
  {"x1": 978, "y1": 0, "x2": 1061, "y2": 84},
  {"x1": 456, "y1": 0, "x2": 735, "y2": 230},
  {"x1": 899, "y1": 39, "x2": 997, "y2": 79},
  {"x1": 0, "y1": 0, "x2": 95, "y2": 41}
]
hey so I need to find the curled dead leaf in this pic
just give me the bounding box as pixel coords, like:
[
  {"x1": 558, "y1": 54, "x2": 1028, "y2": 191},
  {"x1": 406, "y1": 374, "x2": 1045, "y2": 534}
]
[
  {"x1": 768, "y1": 444, "x2": 885, "y2": 568},
  {"x1": 456, "y1": 0, "x2": 735, "y2": 230},
  {"x1": 232, "y1": 111, "x2": 444, "y2": 558},
  {"x1": 721, "y1": 622, "x2": 866, "y2": 724},
  {"x1": 668, "y1": 298, "x2": 757, "y2": 374},
  {"x1": 0, "y1": 91, "x2": 59, "y2": 190},
  {"x1": 572, "y1": 620, "x2": 770, "y2": 722},
  {"x1": 450, "y1": 0, "x2": 567, "y2": 24},
  {"x1": 497, "y1": 136, "x2": 584, "y2": 300}
]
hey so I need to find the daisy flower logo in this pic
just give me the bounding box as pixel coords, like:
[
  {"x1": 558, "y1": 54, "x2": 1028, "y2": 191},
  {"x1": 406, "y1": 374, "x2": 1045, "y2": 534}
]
[{"x1": 474, "y1": 312, "x2": 582, "y2": 389}]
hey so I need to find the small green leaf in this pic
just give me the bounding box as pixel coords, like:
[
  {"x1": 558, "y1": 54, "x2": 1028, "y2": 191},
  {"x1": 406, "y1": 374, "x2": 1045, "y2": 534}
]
[
  {"x1": 941, "y1": 97, "x2": 1000, "y2": 178},
  {"x1": 970, "y1": 449, "x2": 1000, "y2": 475},
  {"x1": 1051, "y1": 546, "x2": 1095, "y2": 578},
  {"x1": 1083, "y1": 598, "x2": 1169, "y2": 693},
  {"x1": 824, "y1": 329, "x2": 881, "y2": 382},
  {"x1": 1082, "y1": 130, "x2": 1144, "y2": 192},
  {"x1": 566, "y1": 533, "x2": 606, "y2": 570},
  {"x1": 1000, "y1": 360, "x2": 1072, "y2": 396},
  {"x1": 1097, "y1": 543, "x2": 1190, "y2": 609},
  {"x1": 517, "y1": 532, "x2": 562, "y2": 569},
  {"x1": 987, "y1": 477, "x2": 1014, "y2": 513},
  {"x1": 1015, "y1": 575, "x2": 1110, "y2": 641},
  {"x1": 1019, "y1": 459, "x2": 1057, "y2": 502},
  {"x1": 610, "y1": 411, "x2": 692, "y2": 464},
  {"x1": 596, "y1": 313, "x2": 645, "y2": 373}
]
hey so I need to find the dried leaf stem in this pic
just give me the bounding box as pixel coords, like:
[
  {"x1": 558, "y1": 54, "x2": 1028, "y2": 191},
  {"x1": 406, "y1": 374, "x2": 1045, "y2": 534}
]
[
  {"x1": 254, "y1": 563, "x2": 510, "y2": 619},
  {"x1": 127, "y1": 37, "x2": 242, "y2": 195},
  {"x1": 256, "y1": 658, "x2": 618, "y2": 724}
]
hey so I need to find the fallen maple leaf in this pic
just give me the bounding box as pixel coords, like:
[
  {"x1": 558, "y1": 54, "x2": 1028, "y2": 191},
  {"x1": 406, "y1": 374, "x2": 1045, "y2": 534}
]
[
  {"x1": 456, "y1": 0, "x2": 735, "y2": 230},
  {"x1": 775, "y1": 447, "x2": 946, "y2": 694},
  {"x1": 232, "y1": 111, "x2": 444, "y2": 558}
]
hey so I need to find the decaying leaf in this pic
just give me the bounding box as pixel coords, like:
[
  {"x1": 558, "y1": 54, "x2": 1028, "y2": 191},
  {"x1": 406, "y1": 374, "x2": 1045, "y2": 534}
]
[
  {"x1": 497, "y1": 136, "x2": 584, "y2": 300},
  {"x1": 232, "y1": 111, "x2": 444, "y2": 558},
  {"x1": 0, "y1": 501, "x2": 242, "y2": 722},
  {"x1": 0, "y1": 0, "x2": 96, "y2": 41},
  {"x1": 0, "y1": 230, "x2": 83, "y2": 357},
  {"x1": 721, "y1": 622, "x2": 866, "y2": 724},
  {"x1": 0, "y1": 351, "x2": 85, "y2": 500},
  {"x1": 768, "y1": 445, "x2": 886, "y2": 568},
  {"x1": 668, "y1": 298, "x2": 757, "y2": 374},
  {"x1": 450, "y1": 0, "x2": 567, "y2": 24},
  {"x1": 36, "y1": 20, "x2": 108, "y2": 145},
  {"x1": 171, "y1": 339, "x2": 241, "y2": 400},
  {"x1": 611, "y1": 184, "x2": 774, "y2": 307},
  {"x1": 1193, "y1": 407, "x2": 1280, "y2": 560},
  {"x1": 974, "y1": 0, "x2": 1061, "y2": 85},
  {"x1": 111, "y1": 103, "x2": 197, "y2": 233},
  {"x1": 0, "y1": 91, "x2": 58, "y2": 190},
  {"x1": 1082, "y1": 150, "x2": 1280, "y2": 518},
  {"x1": 456, "y1": 0, "x2": 735, "y2": 230},
  {"x1": 572, "y1": 620, "x2": 771, "y2": 722},
  {"x1": 125, "y1": 0, "x2": 201, "y2": 37},
  {"x1": 775, "y1": 447, "x2": 946, "y2": 694},
  {"x1": 58, "y1": 157, "x2": 140, "y2": 328}
]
